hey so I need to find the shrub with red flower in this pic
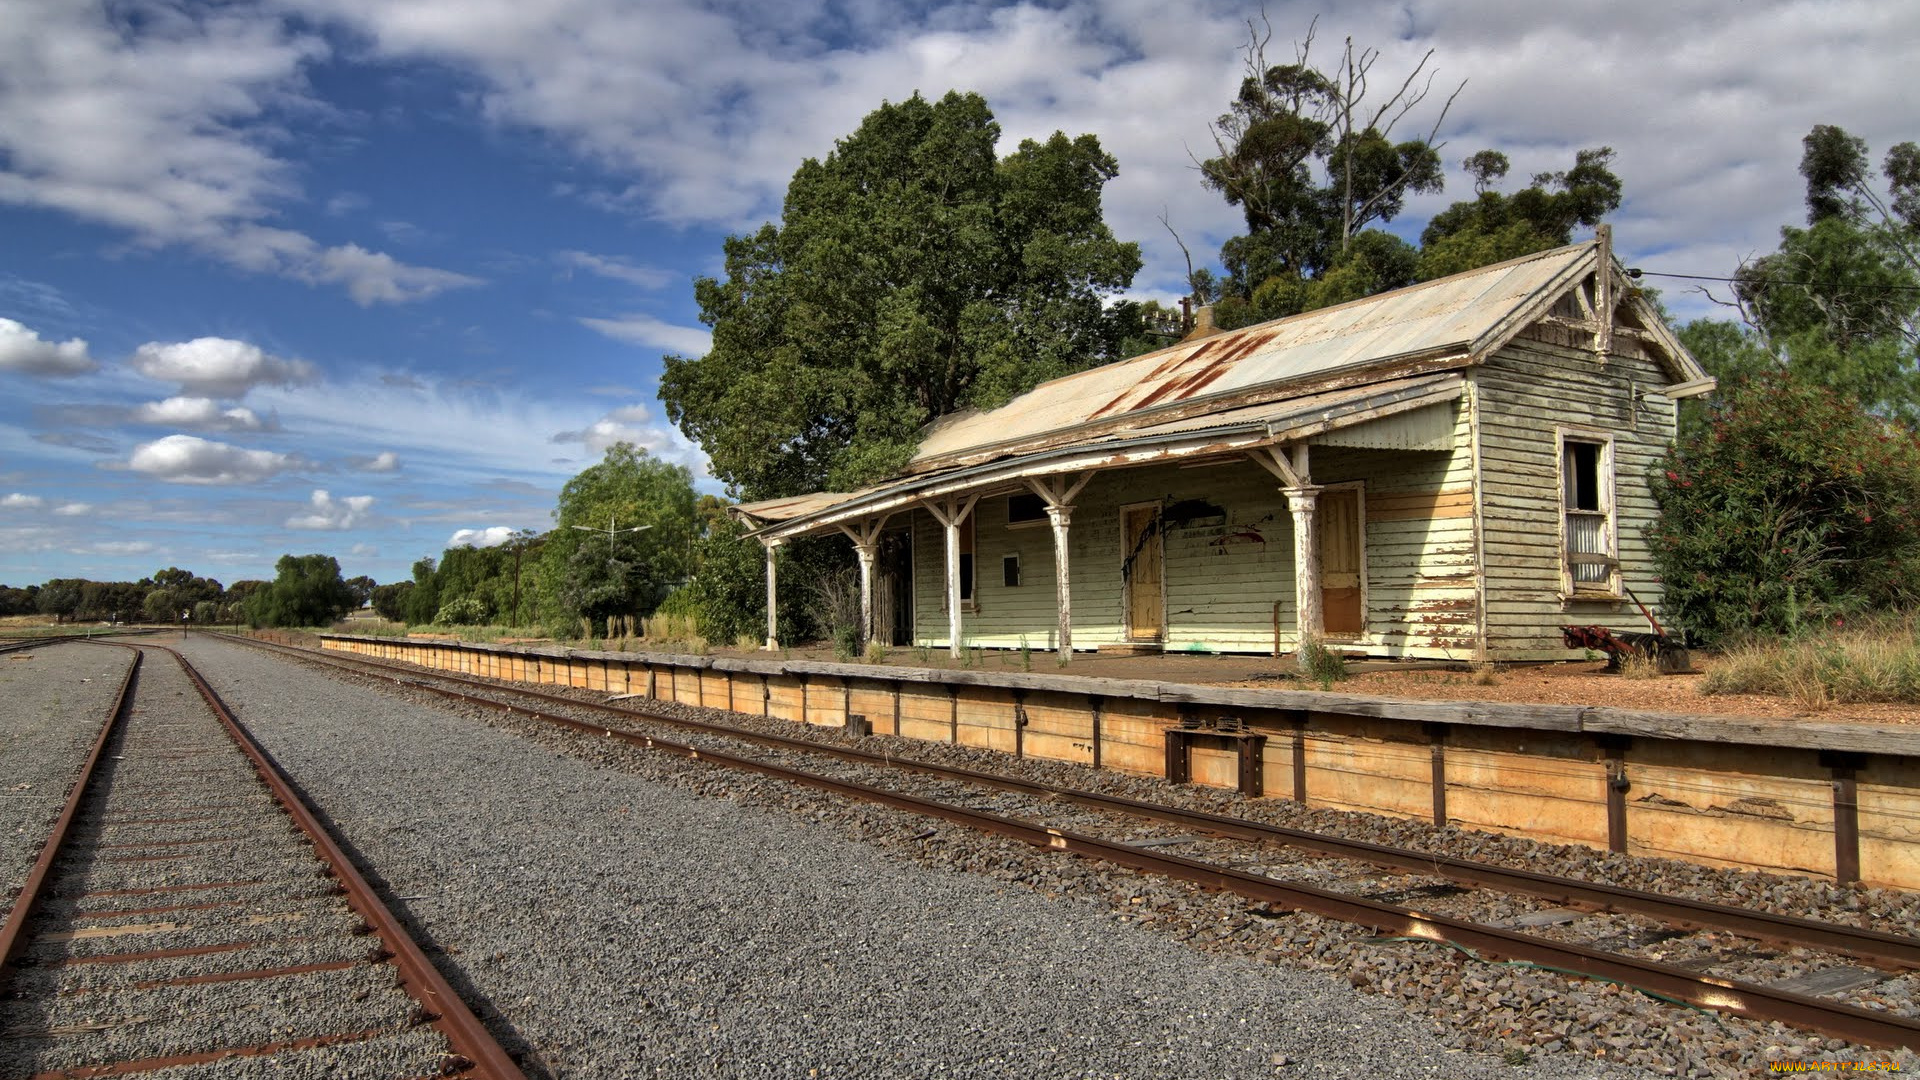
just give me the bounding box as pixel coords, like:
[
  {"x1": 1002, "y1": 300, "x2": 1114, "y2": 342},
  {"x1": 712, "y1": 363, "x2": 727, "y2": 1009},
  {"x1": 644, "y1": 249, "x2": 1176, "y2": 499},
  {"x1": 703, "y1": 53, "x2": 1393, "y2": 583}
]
[{"x1": 1649, "y1": 372, "x2": 1920, "y2": 642}]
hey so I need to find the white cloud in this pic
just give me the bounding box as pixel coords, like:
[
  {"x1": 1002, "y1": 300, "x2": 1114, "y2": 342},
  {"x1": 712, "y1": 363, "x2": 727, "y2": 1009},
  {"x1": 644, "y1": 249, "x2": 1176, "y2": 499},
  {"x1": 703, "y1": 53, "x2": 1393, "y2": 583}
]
[
  {"x1": 350, "y1": 450, "x2": 401, "y2": 473},
  {"x1": 130, "y1": 338, "x2": 317, "y2": 397},
  {"x1": 2, "y1": 492, "x2": 45, "y2": 509},
  {"x1": 549, "y1": 403, "x2": 703, "y2": 461},
  {"x1": 0, "y1": 4, "x2": 473, "y2": 304},
  {"x1": 287, "y1": 488, "x2": 374, "y2": 530},
  {"x1": 303, "y1": 243, "x2": 480, "y2": 305},
  {"x1": 53, "y1": 502, "x2": 90, "y2": 516},
  {"x1": 246, "y1": 372, "x2": 708, "y2": 483},
  {"x1": 578, "y1": 314, "x2": 712, "y2": 356},
  {"x1": 127, "y1": 434, "x2": 291, "y2": 485},
  {"x1": 557, "y1": 250, "x2": 674, "y2": 289},
  {"x1": 448, "y1": 526, "x2": 517, "y2": 548},
  {"x1": 0, "y1": 318, "x2": 94, "y2": 377},
  {"x1": 274, "y1": 0, "x2": 1920, "y2": 315},
  {"x1": 131, "y1": 396, "x2": 266, "y2": 431}
]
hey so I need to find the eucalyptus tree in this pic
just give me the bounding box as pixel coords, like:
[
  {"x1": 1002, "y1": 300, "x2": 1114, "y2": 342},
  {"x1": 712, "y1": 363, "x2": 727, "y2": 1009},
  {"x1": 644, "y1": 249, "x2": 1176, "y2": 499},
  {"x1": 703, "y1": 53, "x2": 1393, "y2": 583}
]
[{"x1": 661, "y1": 90, "x2": 1141, "y2": 499}]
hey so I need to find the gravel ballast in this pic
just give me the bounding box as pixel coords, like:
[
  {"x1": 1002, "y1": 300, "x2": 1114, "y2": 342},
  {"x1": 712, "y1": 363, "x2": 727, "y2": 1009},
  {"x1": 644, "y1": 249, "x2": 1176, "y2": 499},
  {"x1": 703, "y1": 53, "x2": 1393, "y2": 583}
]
[
  {"x1": 0, "y1": 639, "x2": 129, "y2": 922},
  {"x1": 174, "y1": 634, "x2": 1627, "y2": 1079}
]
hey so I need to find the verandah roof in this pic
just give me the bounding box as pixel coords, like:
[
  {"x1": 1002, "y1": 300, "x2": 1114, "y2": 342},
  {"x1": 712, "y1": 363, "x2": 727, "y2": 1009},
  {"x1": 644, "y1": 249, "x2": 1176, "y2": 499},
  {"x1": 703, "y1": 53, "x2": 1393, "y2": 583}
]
[{"x1": 735, "y1": 371, "x2": 1466, "y2": 540}]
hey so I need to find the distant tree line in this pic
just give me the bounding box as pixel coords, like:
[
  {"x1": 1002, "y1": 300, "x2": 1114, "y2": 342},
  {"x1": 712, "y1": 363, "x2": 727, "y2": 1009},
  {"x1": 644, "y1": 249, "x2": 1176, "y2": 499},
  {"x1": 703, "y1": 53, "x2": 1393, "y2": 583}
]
[{"x1": 1, "y1": 563, "x2": 377, "y2": 630}]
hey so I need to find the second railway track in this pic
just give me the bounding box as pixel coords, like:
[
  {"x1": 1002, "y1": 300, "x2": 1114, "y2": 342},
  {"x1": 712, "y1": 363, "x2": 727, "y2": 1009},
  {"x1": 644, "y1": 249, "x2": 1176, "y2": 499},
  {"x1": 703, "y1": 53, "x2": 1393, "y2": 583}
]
[
  {"x1": 226, "y1": 633, "x2": 1920, "y2": 1054},
  {"x1": 0, "y1": 639, "x2": 523, "y2": 1078}
]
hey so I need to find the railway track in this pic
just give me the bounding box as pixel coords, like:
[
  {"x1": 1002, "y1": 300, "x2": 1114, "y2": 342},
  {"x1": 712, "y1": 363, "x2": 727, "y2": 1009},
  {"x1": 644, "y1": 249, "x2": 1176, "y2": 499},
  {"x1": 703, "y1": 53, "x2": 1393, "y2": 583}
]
[
  {"x1": 0, "y1": 639, "x2": 525, "y2": 1078},
  {"x1": 231, "y1": 632, "x2": 1920, "y2": 1053}
]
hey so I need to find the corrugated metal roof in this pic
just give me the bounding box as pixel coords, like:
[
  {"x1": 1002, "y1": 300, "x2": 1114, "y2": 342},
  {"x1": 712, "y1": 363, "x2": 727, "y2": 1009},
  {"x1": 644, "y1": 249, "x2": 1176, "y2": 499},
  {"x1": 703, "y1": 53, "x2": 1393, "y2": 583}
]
[
  {"x1": 909, "y1": 242, "x2": 1595, "y2": 471},
  {"x1": 739, "y1": 373, "x2": 1463, "y2": 538},
  {"x1": 733, "y1": 486, "x2": 882, "y2": 525}
]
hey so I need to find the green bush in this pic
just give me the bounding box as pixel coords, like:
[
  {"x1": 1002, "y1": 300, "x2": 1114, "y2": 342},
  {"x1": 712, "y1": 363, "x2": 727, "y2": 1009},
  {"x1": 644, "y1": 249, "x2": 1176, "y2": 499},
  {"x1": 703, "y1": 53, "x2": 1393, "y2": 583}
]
[
  {"x1": 1650, "y1": 373, "x2": 1920, "y2": 643},
  {"x1": 434, "y1": 596, "x2": 489, "y2": 625}
]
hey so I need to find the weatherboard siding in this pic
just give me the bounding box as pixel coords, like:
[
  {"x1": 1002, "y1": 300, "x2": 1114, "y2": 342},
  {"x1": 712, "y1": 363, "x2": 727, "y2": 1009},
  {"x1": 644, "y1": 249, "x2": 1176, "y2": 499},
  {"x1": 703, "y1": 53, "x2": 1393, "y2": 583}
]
[
  {"x1": 908, "y1": 410, "x2": 1483, "y2": 659},
  {"x1": 1473, "y1": 323, "x2": 1679, "y2": 660}
]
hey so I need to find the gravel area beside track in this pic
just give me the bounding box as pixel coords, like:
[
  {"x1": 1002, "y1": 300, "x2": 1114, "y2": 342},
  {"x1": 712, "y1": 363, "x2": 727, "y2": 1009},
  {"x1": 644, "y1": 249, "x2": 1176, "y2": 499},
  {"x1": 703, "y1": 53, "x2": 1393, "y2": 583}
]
[
  {"x1": 284, "y1": 645, "x2": 1920, "y2": 1076},
  {"x1": 175, "y1": 634, "x2": 1633, "y2": 1080},
  {"x1": 0, "y1": 640, "x2": 129, "y2": 922}
]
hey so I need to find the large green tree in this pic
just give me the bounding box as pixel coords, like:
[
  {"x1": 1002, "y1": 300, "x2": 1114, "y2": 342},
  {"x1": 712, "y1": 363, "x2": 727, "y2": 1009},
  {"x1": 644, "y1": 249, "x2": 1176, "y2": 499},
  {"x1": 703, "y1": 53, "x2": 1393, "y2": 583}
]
[
  {"x1": 537, "y1": 443, "x2": 697, "y2": 632},
  {"x1": 1202, "y1": 19, "x2": 1451, "y2": 296},
  {"x1": 1681, "y1": 125, "x2": 1920, "y2": 422},
  {"x1": 661, "y1": 90, "x2": 1142, "y2": 499},
  {"x1": 1201, "y1": 20, "x2": 1623, "y2": 330},
  {"x1": 244, "y1": 554, "x2": 355, "y2": 628},
  {"x1": 1414, "y1": 147, "x2": 1622, "y2": 281}
]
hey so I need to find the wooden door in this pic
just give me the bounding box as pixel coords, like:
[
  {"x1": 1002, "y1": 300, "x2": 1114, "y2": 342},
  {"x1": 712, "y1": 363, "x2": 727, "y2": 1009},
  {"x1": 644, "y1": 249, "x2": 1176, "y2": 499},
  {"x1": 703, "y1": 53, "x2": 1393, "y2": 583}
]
[
  {"x1": 1319, "y1": 487, "x2": 1364, "y2": 638},
  {"x1": 875, "y1": 529, "x2": 913, "y2": 645},
  {"x1": 1122, "y1": 504, "x2": 1164, "y2": 641}
]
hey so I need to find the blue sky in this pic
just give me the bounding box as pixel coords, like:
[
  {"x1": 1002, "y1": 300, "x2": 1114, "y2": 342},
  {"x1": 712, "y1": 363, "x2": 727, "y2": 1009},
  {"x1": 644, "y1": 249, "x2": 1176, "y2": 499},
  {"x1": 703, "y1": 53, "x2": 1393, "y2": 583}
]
[{"x1": 2, "y1": 0, "x2": 1914, "y2": 589}]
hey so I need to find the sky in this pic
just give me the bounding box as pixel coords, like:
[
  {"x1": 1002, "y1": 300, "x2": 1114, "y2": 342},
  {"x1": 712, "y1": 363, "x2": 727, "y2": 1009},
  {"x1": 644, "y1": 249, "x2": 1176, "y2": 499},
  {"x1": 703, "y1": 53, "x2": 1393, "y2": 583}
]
[{"x1": 1, "y1": 0, "x2": 1914, "y2": 590}]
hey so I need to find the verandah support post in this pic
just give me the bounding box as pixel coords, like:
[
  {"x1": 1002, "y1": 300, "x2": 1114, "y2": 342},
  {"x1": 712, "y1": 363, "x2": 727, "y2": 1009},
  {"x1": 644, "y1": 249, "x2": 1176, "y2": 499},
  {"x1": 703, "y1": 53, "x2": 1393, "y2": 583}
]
[
  {"x1": 919, "y1": 494, "x2": 980, "y2": 659},
  {"x1": 1026, "y1": 473, "x2": 1092, "y2": 662},
  {"x1": 837, "y1": 518, "x2": 888, "y2": 650},
  {"x1": 1248, "y1": 444, "x2": 1322, "y2": 670},
  {"x1": 1285, "y1": 484, "x2": 1324, "y2": 665},
  {"x1": 761, "y1": 537, "x2": 784, "y2": 651}
]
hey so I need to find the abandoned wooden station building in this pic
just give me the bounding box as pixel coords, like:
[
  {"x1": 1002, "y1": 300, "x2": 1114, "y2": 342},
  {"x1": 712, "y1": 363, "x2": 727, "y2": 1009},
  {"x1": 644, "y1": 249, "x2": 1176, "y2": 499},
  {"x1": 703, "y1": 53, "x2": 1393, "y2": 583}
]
[{"x1": 734, "y1": 233, "x2": 1715, "y2": 663}]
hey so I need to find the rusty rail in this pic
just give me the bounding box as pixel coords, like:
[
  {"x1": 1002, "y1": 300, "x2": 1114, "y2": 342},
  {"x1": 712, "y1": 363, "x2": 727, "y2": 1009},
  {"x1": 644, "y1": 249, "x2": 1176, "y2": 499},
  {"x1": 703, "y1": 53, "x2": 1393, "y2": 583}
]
[
  {"x1": 163, "y1": 643, "x2": 526, "y2": 1079},
  {"x1": 0, "y1": 645, "x2": 137, "y2": 969},
  {"x1": 35, "y1": 639, "x2": 526, "y2": 1079},
  {"x1": 238, "y1": 634, "x2": 1920, "y2": 1049},
  {"x1": 254, "y1": 635, "x2": 1920, "y2": 970}
]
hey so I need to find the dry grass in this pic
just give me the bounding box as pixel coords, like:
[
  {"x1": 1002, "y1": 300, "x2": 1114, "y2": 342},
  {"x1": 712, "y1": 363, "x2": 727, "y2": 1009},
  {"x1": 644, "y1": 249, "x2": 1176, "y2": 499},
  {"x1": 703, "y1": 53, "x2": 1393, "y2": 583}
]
[
  {"x1": 640, "y1": 612, "x2": 707, "y2": 654},
  {"x1": 1617, "y1": 652, "x2": 1662, "y2": 681},
  {"x1": 1702, "y1": 616, "x2": 1920, "y2": 709}
]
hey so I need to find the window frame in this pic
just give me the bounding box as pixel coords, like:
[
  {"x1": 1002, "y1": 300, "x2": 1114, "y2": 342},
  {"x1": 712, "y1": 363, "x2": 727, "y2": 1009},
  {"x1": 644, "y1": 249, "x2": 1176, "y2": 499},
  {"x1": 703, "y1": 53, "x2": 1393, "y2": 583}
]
[{"x1": 1555, "y1": 427, "x2": 1619, "y2": 599}]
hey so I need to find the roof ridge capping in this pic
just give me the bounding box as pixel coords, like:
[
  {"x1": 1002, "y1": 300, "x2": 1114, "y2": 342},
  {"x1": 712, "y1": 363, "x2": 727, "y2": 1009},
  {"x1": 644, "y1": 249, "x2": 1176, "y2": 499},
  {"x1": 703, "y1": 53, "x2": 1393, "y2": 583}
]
[{"x1": 905, "y1": 240, "x2": 1602, "y2": 475}]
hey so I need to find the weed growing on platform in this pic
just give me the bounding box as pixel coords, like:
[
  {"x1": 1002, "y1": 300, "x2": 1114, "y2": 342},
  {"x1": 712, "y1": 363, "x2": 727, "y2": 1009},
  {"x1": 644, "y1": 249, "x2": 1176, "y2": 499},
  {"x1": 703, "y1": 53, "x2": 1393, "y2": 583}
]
[
  {"x1": 864, "y1": 640, "x2": 889, "y2": 664},
  {"x1": 1300, "y1": 640, "x2": 1348, "y2": 690},
  {"x1": 833, "y1": 623, "x2": 860, "y2": 662}
]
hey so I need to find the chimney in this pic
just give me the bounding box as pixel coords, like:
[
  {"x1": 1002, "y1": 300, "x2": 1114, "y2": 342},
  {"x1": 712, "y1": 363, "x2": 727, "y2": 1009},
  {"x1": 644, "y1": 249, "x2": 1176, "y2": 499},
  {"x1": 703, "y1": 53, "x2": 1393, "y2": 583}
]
[{"x1": 1179, "y1": 304, "x2": 1222, "y2": 343}]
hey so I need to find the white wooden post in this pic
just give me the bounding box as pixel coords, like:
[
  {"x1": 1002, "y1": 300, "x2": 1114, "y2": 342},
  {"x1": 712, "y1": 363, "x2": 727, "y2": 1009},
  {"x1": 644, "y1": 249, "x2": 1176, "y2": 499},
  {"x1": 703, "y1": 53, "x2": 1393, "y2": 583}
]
[
  {"x1": 1026, "y1": 473, "x2": 1092, "y2": 662},
  {"x1": 1284, "y1": 485, "x2": 1324, "y2": 667},
  {"x1": 1247, "y1": 444, "x2": 1322, "y2": 670},
  {"x1": 1594, "y1": 223, "x2": 1615, "y2": 362},
  {"x1": 919, "y1": 495, "x2": 979, "y2": 659},
  {"x1": 762, "y1": 538, "x2": 783, "y2": 650},
  {"x1": 838, "y1": 519, "x2": 886, "y2": 649},
  {"x1": 1047, "y1": 504, "x2": 1073, "y2": 657}
]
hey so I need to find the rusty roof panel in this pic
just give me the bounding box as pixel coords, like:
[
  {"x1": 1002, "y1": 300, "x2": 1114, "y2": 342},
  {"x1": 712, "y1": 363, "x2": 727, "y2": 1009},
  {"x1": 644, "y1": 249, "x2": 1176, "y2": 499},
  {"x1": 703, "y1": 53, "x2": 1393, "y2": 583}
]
[{"x1": 912, "y1": 243, "x2": 1595, "y2": 468}]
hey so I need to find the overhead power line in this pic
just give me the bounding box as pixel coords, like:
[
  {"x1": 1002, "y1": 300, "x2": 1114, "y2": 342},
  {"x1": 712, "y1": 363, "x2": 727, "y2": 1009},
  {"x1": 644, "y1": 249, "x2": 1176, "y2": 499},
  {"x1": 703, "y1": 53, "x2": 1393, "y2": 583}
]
[{"x1": 1626, "y1": 268, "x2": 1920, "y2": 294}]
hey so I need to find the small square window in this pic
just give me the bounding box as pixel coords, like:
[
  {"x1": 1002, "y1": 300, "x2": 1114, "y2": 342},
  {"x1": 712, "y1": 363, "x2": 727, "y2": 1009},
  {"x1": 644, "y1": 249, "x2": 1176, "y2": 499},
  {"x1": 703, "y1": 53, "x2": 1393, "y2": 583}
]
[{"x1": 1007, "y1": 493, "x2": 1046, "y2": 526}]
